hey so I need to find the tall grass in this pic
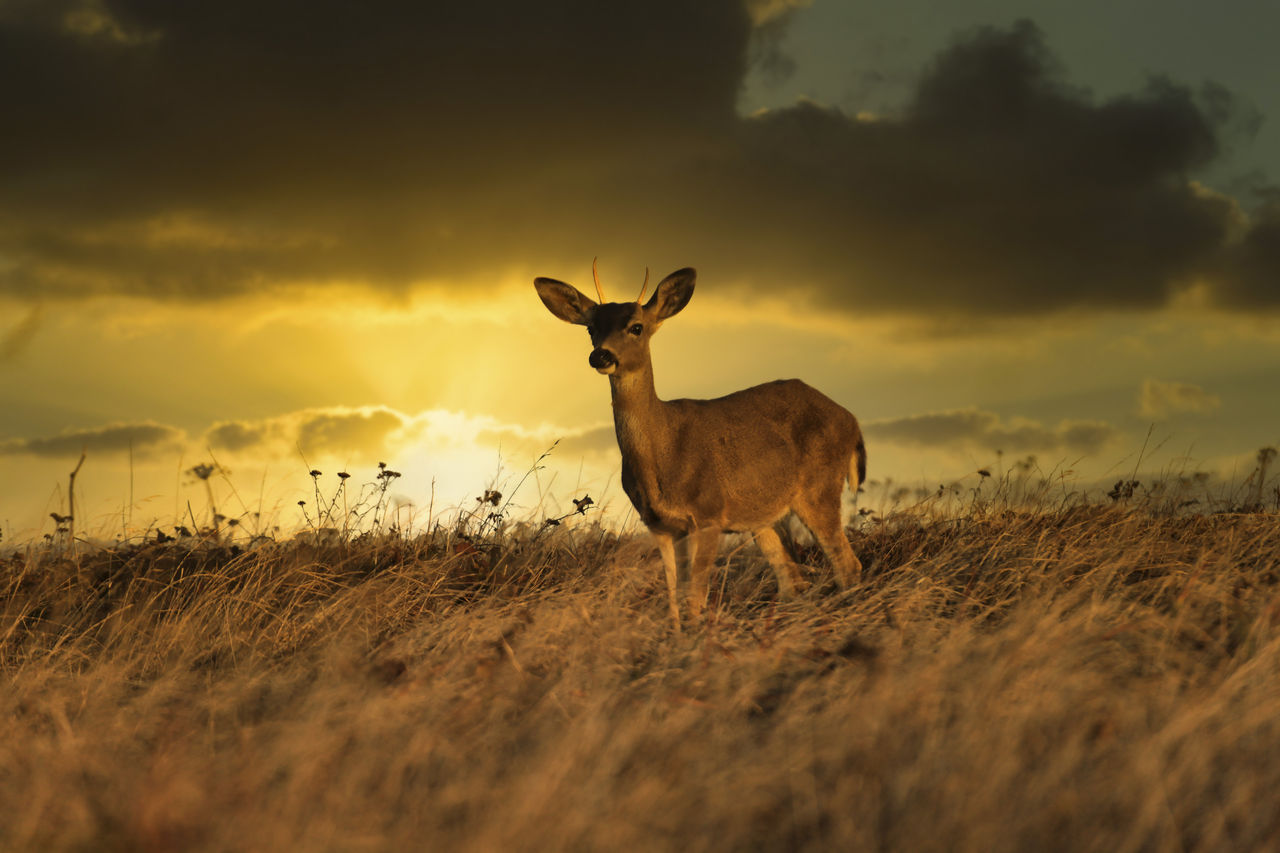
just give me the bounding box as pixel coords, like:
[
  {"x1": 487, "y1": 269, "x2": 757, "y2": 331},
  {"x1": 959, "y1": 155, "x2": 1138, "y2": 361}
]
[{"x1": 2, "y1": 478, "x2": 1279, "y2": 851}]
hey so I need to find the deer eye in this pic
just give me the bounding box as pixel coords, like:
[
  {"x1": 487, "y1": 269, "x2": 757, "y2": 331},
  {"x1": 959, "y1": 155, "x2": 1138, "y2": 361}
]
[{"x1": 628, "y1": 323, "x2": 643, "y2": 336}]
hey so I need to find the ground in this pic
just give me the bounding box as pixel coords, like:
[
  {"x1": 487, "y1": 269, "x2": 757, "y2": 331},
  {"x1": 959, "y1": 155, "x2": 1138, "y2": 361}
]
[{"x1": 2, "y1": 489, "x2": 1279, "y2": 851}]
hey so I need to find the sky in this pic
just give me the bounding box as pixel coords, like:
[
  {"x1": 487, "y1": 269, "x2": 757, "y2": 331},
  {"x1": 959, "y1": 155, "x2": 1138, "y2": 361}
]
[{"x1": 1, "y1": 0, "x2": 1278, "y2": 542}]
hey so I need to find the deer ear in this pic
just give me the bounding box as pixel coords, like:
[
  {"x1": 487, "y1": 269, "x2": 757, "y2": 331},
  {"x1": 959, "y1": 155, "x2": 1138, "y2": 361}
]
[
  {"x1": 535, "y1": 278, "x2": 596, "y2": 325},
  {"x1": 645, "y1": 268, "x2": 695, "y2": 321}
]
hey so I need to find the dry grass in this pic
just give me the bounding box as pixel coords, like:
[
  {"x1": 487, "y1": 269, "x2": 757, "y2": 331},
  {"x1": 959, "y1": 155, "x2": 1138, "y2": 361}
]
[{"x1": 3, "y1": 497, "x2": 1280, "y2": 852}]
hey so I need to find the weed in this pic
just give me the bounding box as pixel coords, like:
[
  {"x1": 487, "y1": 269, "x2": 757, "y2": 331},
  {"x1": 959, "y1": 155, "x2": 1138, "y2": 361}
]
[{"x1": 2, "y1": 454, "x2": 1279, "y2": 851}]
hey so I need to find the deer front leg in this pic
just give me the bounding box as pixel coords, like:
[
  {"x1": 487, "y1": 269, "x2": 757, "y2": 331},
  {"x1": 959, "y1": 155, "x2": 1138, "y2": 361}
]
[{"x1": 653, "y1": 532, "x2": 681, "y2": 631}]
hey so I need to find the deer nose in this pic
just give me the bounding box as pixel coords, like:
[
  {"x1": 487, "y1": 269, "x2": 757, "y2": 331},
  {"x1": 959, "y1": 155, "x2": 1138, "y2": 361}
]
[{"x1": 589, "y1": 348, "x2": 616, "y2": 370}]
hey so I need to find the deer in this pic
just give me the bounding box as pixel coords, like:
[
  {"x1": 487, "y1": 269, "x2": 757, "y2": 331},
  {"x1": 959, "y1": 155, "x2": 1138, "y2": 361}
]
[{"x1": 534, "y1": 260, "x2": 866, "y2": 630}]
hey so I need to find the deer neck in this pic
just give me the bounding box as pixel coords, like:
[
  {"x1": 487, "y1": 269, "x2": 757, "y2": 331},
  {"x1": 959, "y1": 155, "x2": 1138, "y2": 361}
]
[
  {"x1": 607, "y1": 357, "x2": 684, "y2": 527},
  {"x1": 608, "y1": 360, "x2": 668, "y2": 458}
]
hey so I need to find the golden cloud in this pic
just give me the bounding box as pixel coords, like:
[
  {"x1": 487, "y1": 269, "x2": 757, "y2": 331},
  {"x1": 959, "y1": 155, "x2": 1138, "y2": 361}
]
[{"x1": 1137, "y1": 379, "x2": 1222, "y2": 419}]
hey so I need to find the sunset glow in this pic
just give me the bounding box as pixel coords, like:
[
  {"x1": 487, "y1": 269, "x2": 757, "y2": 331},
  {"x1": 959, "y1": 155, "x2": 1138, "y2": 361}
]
[{"x1": 2, "y1": 1, "x2": 1279, "y2": 542}]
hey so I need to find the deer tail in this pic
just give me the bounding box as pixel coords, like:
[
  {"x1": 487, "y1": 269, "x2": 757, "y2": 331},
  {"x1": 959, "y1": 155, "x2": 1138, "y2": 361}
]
[{"x1": 850, "y1": 427, "x2": 866, "y2": 492}]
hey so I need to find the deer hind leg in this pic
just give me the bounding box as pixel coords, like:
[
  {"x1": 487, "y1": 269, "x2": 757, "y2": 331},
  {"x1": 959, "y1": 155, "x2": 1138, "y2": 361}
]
[
  {"x1": 793, "y1": 491, "x2": 862, "y2": 589},
  {"x1": 686, "y1": 527, "x2": 722, "y2": 619},
  {"x1": 653, "y1": 532, "x2": 682, "y2": 631},
  {"x1": 753, "y1": 525, "x2": 809, "y2": 599}
]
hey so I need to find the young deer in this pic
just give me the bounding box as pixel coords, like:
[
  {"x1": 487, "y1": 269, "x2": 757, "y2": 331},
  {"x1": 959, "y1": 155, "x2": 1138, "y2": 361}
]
[{"x1": 535, "y1": 262, "x2": 866, "y2": 629}]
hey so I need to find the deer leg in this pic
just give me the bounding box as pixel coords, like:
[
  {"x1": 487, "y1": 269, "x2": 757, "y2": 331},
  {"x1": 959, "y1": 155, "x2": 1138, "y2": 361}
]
[
  {"x1": 686, "y1": 527, "x2": 721, "y2": 619},
  {"x1": 753, "y1": 526, "x2": 809, "y2": 599},
  {"x1": 654, "y1": 532, "x2": 682, "y2": 631},
  {"x1": 794, "y1": 496, "x2": 862, "y2": 589}
]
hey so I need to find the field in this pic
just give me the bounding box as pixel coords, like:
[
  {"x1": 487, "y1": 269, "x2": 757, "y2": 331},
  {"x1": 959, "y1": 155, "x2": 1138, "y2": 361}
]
[{"x1": 3, "y1": 478, "x2": 1280, "y2": 852}]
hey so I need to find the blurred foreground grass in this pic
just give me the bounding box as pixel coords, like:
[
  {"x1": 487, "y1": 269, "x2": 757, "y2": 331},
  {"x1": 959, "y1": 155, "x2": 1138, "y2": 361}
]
[{"x1": 3, "y1": 494, "x2": 1279, "y2": 851}]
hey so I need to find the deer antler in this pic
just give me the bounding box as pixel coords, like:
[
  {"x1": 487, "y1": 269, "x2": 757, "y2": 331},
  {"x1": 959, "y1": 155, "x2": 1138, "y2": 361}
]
[
  {"x1": 636, "y1": 268, "x2": 650, "y2": 303},
  {"x1": 592, "y1": 257, "x2": 606, "y2": 303}
]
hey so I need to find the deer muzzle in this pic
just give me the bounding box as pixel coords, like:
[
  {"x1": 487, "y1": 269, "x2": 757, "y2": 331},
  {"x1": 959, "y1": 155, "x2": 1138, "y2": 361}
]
[{"x1": 588, "y1": 348, "x2": 617, "y2": 374}]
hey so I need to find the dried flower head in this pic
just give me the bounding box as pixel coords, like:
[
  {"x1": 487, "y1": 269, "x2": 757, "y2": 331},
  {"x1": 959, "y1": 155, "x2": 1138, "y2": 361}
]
[{"x1": 188, "y1": 463, "x2": 217, "y2": 481}]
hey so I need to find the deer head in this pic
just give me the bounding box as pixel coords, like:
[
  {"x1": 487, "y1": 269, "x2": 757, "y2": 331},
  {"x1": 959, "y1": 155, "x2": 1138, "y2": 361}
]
[{"x1": 534, "y1": 260, "x2": 696, "y2": 377}]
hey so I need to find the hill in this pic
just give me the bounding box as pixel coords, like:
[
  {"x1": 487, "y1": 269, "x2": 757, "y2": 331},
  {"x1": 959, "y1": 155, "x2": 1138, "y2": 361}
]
[{"x1": 2, "y1": 496, "x2": 1279, "y2": 851}]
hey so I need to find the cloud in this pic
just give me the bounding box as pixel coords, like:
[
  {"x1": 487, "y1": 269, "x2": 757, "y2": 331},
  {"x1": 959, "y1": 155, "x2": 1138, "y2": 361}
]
[
  {"x1": 0, "y1": 404, "x2": 600, "y2": 466},
  {"x1": 0, "y1": 9, "x2": 1276, "y2": 313},
  {"x1": 1218, "y1": 194, "x2": 1280, "y2": 307},
  {"x1": 207, "y1": 407, "x2": 407, "y2": 457},
  {"x1": 475, "y1": 421, "x2": 618, "y2": 461},
  {"x1": 0, "y1": 421, "x2": 185, "y2": 457},
  {"x1": 1137, "y1": 379, "x2": 1222, "y2": 419},
  {"x1": 204, "y1": 419, "x2": 271, "y2": 453},
  {"x1": 0, "y1": 0, "x2": 752, "y2": 298},
  {"x1": 204, "y1": 405, "x2": 615, "y2": 464},
  {"x1": 746, "y1": 0, "x2": 810, "y2": 83},
  {"x1": 865, "y1": 408, "x2": 1118, "y2": 454},
  {"x1": 555, "y1": 424, "x2": 619, "y2": 456},
  {"x1": 725, "y1": 23, "x2": 1254, "y2": 314},
  {"x1": 60, "y1": 0, "x2": 160, "y2": 46},
  {"x1": 296, "y1": 409, "x2": 404, "y2": 456}
]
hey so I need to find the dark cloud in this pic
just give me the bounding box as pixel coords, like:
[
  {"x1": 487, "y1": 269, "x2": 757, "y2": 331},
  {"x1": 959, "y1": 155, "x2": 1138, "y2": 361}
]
[
  {"x1": 0, "y1": 421, "x2": 185, "y2": 457},
  {"x1": 865, "y1": 408, "x2": 1118, "y2": 455},
  {"x1": 720, "y1": 23, "x2": 1250, "y2": 313},
  {"x1": 1219, "y1": 196, "x2": 1280, "y2": 307},
  {"x1": 1, "y1": 6, "x2": 1276, "y2": 312},
  {"x1": 0, "y1": 0, "x2": 751, "y2": 298}
]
